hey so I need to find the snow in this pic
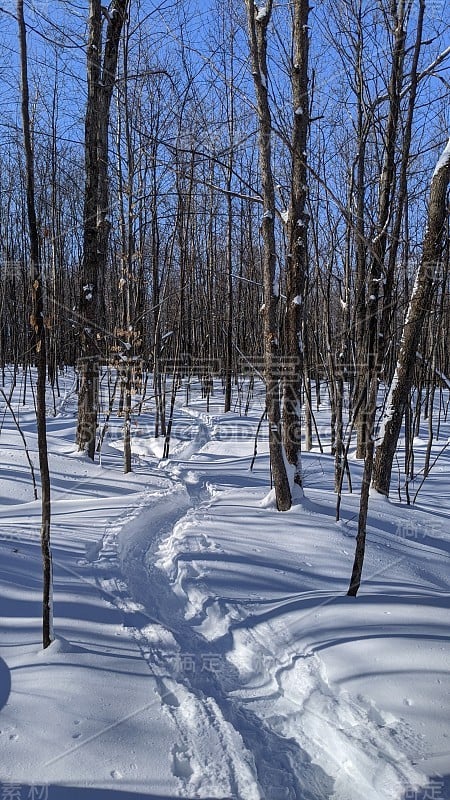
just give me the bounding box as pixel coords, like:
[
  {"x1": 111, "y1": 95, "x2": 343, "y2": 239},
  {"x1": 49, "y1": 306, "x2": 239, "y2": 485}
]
[
  {"x1": 83, "y1": 284, "x2": 94, "y2": 302},
  {"x1": 434, "y1": 366, "x2": 450, "y2": 391},
  {"x1": 0, "y1": 368, "x2": 449, "y2": 799},
  {"x1": 255, "y1": 6, "x2": 267, "y2": 22},
  {"x1": 378, "y1": 262, "x2": 422, "y2": 441},
  {"x1": 432, "y1": 136, "x2": 450, "y2": 179}
]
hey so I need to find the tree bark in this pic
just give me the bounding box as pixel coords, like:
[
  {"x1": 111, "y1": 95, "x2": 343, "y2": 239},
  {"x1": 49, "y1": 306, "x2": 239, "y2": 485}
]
[
  {"x1": 223, "y1": 18, "x2": 235, "y2": 414},
  {"x1": 245, "y1": 0, "x2": 291, "y2": 510},
  {"x1": 353, "y1": 7, "x2": 369, "y2": 460},
  {"x1": 77, "y1": 0, "x2": 102, "y2": 458},
  {"x1": 17, "y1": 0, "x2": 53, "y2": 647},
  {"x1": 372, "y1": 137, "x2": 450, "y2": 496},
  {"x1": 282, "y1": 0, "x2": 310, "y2": 490},
  {"x1": 77, "y1": 0, "x2": 128, "y2": 458},
  {"x1": 347, "y1": 2, "x2": 409, "y2": 595},
  {"x1": 355, "y1": 0, "x2": 406, "y2": 457}
]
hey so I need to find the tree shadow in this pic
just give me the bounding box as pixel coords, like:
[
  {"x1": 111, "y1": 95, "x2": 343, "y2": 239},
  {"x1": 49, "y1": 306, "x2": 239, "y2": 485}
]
[
  {"x1": 0, "y1": 656, "x2": 11, "y2": 711},
  {"x1": 0, "y1": 786, "x2": 229, "y2": 800}
]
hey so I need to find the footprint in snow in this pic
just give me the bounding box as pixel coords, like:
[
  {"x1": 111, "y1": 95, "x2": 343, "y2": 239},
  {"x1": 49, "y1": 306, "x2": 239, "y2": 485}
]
[
  {"x1": 172, "y1": 745, "x2": 193, "y2": 780},
  {"x1": 110, "y1": 770, "x2": 122, "y2": 780},
  {"x1": 160, "y1": 684, "x2": 181, "y2": 708}
]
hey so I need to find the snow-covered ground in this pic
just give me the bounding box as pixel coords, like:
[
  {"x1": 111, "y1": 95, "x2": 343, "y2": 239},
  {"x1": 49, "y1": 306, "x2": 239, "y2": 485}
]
[{"x1": 0, "y1": 368, "x2": 449, "y2": 800}]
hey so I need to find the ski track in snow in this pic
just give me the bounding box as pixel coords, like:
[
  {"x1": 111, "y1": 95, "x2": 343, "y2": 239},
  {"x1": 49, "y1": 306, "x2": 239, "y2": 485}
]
[
  {"x1": 92, "y1": 462, "x2": 262, "y2": 798},
  {"x1": 89, "y1": 405, "x2": 431, "y2": 800}
]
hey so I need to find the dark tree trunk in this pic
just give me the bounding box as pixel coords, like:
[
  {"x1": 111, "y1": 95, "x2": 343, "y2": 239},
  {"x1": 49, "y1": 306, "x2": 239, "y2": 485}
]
[
  {"x1": 282, "y1": 0, "x2": 310, "y2": 490},
  {"x1": 245, "y1": 0, "x2": 291, "y2": 510},
  {"x1": 17, "y1": 0, "x2": 53, "y2": 647},
  {"x1": 348, "y1": 3, "x2": 408, "y2": 595},
  {"x1": 77, "y1": 0, "x2": 102, "y2": 458},
  {"x1": 77, "y1": 0, "x2": 128, "y2": 458}
]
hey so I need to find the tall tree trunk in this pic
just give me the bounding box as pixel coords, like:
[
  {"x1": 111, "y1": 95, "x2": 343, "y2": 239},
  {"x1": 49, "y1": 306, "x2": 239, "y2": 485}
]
[
  {"x1": 77, "y1": 0, "x2": 128, "y2": 458},
  {"x1": 347, "y1": 1, "x2": 408, "y2": 595},
  {"x1": 372, "y1": 137, "x2": 450, "y2": 496},
  {"x1": 244, "y1": 0, "x2": 291, "y2": 510},
  {"x1": 17, "y1": 0, "x2": 53, "y2": 647},
  {"x1": 355, "y1": 0, "x2": 406, "y2": 457},
  {"x1": 353, "y1": 3, "x2": 369, "y2": 459},
  {"x1": 224, "y1": 21, "x2": 235, "y2": 414},
  {"x1": 377, "y1": 0, "x2": 424, "y2": 374},
  {"x1": 282, "y1": 0, "x2": 310, "y2": 491},
  {"x1": 77, "y1": 0, "x2": 102, "y2": 458}
]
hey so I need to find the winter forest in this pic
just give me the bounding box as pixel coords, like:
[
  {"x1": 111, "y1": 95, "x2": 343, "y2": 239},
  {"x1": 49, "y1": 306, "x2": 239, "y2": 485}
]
[{"x1": 0, "y1": 0, "x2": 449, "y2": 798}]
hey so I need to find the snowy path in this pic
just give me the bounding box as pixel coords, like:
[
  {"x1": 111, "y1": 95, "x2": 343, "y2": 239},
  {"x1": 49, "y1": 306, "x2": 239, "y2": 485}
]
[
  {"x1": 1, "y1": 379, "x2": 449, "y2": 799},
  {"x1": 96, "y1": 405, "x2": 445, "y2": 799},
  {"x1": 91, "y1": 417, "x2": 331, "y2": 800},
  {"x1": 94, "y1": 483, "x2": 261, "y2": 800}
]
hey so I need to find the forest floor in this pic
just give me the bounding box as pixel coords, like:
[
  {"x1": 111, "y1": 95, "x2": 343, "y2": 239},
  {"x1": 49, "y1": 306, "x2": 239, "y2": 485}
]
[{"x1": 0, "y1": 369, "x2": 449, "y2": 800}]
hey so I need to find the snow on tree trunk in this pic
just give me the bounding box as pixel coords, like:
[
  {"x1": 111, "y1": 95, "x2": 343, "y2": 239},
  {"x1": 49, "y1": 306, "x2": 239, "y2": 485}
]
[
  {"x1": 282, "y1": 0, "x2": 310, "y2": 493},
  {"x1": 372, "y1": 136, "x2": 450, "y2": 497},
  {"x1": 244, "y1": 0, "x2": 291, "y2": 511},
  {"x1": 77, "y1": 0, "x2": 128, "y2": 459}
]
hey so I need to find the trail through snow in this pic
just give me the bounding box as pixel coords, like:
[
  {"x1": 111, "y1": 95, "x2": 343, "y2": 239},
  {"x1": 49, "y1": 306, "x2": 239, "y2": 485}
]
[{"x1": 0, "y1": 373, "x2": 449, "y2": 799}]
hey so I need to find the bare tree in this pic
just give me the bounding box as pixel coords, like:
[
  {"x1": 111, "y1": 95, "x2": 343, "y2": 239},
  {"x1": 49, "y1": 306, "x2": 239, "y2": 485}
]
[
  {"x1": 17, "y1": 0, "x2": 53, "y2": 648},
  {"x1": 77, "y1": 0, "x2": 129, "y2": 459},
  {"x1": 372, "y1": 137, "x2": 450, "y2": 497},
  {"x1": 347, "y1": 0, "x2": 418, "y2": 596},
  {"x1": 282, "y1": 0, "x2": 310, "y2": 491},
  {"x1": 244, "y1": 0, "x2": 291, "y2": 510}
]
